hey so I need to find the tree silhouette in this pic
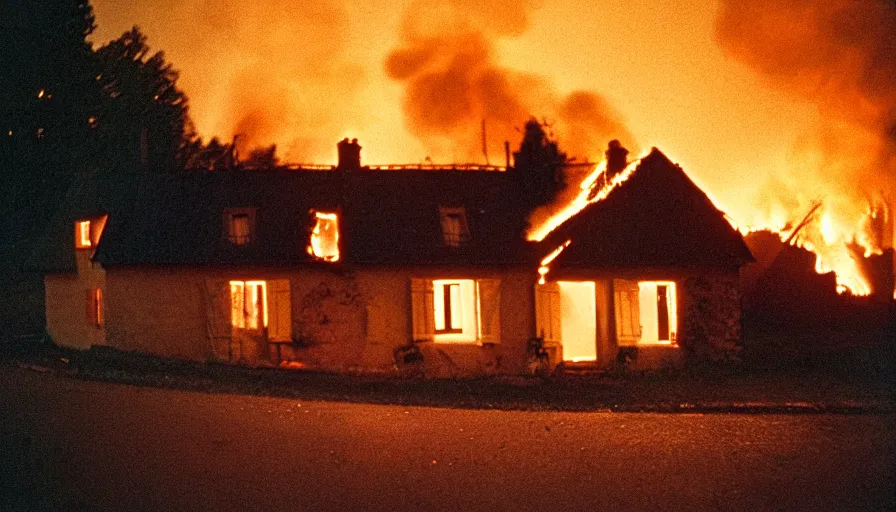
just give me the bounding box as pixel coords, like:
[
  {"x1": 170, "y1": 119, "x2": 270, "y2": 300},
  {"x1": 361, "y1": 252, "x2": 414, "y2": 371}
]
[
  {"x1": 0, "y1": 0, "x2": 100, "y2": 238},
  {"x1": 95, "y1": 27, "x2": 193, "y2": 174}
]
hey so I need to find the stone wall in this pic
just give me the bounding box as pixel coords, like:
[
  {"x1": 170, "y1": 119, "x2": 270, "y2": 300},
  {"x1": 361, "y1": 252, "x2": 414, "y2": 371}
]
[{"x1": 677, "y1": 271, "x2": 743, "y2": 362}]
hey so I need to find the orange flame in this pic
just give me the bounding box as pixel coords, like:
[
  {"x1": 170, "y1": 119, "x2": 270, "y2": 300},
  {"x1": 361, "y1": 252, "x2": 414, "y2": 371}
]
[
  {"x1": 527, "y1": 155, "x2": 643, "y2": 242},
  {"x1": 308, "y1": 211, "x2": 340, "y2": 262},
  {"x1": 538, "y1": 239, "x2": 571, "y2": 284}
]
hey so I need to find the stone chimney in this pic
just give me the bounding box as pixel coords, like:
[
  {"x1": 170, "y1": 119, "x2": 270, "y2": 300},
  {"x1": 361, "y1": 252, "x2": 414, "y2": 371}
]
[
  {"x1": 605, "y1": 139, "x2": 629, "y2": 178},
  {"x1": 337, "y1": 138, "x2": 362, "y2": 170}
]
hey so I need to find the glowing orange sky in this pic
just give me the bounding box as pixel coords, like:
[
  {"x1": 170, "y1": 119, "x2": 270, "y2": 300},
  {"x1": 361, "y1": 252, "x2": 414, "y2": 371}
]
[{"x1": 89, "y1": 0, "x2": 879, "y2": 231}]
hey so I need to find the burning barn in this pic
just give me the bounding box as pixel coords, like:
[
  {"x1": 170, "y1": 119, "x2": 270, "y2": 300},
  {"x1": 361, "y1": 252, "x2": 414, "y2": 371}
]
[{"x1": 41, "y1": 140, "x2": 754, "y2": 376}]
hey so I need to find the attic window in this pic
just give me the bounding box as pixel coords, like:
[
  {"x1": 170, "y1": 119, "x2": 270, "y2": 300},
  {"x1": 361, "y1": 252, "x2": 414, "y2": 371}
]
[
  {"x1": 74, "y1": 216, "x2": 108, "y2": 249},
  {"x1": 308, "y1": 211, "x2": 339, "y2": 262},
  {"x1": 439, "y1": 207, "x2": 470, "y2": 247},
  {"x1": 224, "y1": 208, "x2": 255, "y2": 246},
  {"x1": 75, "y1": 221, "x2": 92, "y2": 248}
]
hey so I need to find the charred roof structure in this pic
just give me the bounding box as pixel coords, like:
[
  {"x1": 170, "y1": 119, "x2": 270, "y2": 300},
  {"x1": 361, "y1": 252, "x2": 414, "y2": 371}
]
[{"x1": 542, "y1": 148, "x2": 753, "y2": 273}]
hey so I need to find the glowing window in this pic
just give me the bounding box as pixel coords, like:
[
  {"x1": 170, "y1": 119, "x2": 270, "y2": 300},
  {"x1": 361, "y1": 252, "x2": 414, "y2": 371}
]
[
  {"x1": 85, "y1": 288, "x2": 104, "y2": 327},
  {"x1": 224, "y1": 208, "x2": 255, "y2": 246},
  {"x1": 308, "y1": 211, "x2": 339, "y2": 262},
  {"x1": 229, "y1": 280, "x2": 267, "y2": 330},
  {"x1": 439, "y1": 207, "x2": 469, "y2": 247},
  {"x1": 432, "y1": 279, "x2": 477, "y2": 342},
  {"x1": 75, "y1": 220, "x2": 92, "y2": 248},
  {"x1": 637, "y1": 281, "x2": 677, "y2": 345},
  {"x1": 74, "y1": 216, "x2": 108, "y2": 250}
]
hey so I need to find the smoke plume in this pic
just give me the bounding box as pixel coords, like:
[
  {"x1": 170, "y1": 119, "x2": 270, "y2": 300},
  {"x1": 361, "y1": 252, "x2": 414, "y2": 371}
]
[
  {"x1": 92, "y1": 0, "x2": 367, "y2": 162},
  {"x1": 715, "y1": 0, "x2": 896, "y2": 249},
  {"x1": 385, "y1": 0, "x2": 635, "y2": 163}
]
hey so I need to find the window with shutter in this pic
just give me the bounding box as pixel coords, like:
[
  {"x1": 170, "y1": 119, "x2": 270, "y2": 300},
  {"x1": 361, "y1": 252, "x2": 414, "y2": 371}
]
[
  {"x1": 410, "y1": 278, "x2": 435, "y2": 342},
  {"x1": 431, "y1": 279, "x2": 478, "y2": 342},
  {"x1": 205, "y1": 279, "x2": 233, "y2": 339},
  {"x1": 535, "y1": 282, "x2": 561, "y2": 345},
  {"x1": 614, "y1": 279, "x2": 641, "y2": 346},
  {"x1": 228, "y1": 280, "x2": 267, "y2": 331},
  {"x1": 266, "y1": 280, "x2": 292, "y2": 342},
  {"x1": 636, "y1": 281, "x2": 678, "y2": 345}
]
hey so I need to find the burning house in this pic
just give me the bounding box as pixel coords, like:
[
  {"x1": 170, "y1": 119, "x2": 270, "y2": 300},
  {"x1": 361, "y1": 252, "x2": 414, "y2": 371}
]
[{"x1": 41, "y1": 139, "x2": 754, "y2": 376}]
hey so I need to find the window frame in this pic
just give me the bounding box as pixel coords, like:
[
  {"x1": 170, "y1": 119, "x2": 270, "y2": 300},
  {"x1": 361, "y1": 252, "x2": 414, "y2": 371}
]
[
  {"x1": 439, "y1": 206, "x2": 470, "y2": 248},
  {"x1": 308, "y1": 210, "x2": 340, "y2": 262},
  {"x1": 223, "y1": 208, "x2": 256, "y2": 246},
  {"x1": 75, "y1": 220, "x2": 92, "y2": 249},
  {"x1": 74, "y1": 215, "x2": 108, "y2": 250},
  {"x1": 434, "y1": 281, "x2": 464, "y2": 334},
  {"x1": 229, "y1": 280, "x2": 268, "y2": 330}
]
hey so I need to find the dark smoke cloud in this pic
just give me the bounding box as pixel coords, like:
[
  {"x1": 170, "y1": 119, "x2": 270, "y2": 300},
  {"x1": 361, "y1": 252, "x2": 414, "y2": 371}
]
[
  {"x1": 386, "y1": 0, "x2": 635, "y2": 162},
  {"x1": 715, "y1": 0, "x2": 896, "y2": 196}
]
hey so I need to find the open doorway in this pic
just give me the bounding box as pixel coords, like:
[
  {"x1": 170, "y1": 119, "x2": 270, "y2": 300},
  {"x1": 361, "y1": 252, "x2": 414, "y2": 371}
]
[{"x1": 558, "y1": 281, "x2": 597, "y2": 362}]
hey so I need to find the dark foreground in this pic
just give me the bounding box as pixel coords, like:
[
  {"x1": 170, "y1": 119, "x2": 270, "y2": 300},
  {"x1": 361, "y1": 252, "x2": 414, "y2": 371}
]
[
  {"x1": 4, "y1": 344, "x2": 895, "y2": 414},
  {"x1": 2, "y1": 367, "x2": 894, "y2": 512}
]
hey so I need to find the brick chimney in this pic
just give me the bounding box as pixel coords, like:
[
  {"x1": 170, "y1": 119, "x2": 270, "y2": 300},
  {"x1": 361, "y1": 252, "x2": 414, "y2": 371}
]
[{"x1": 337, "y1": 138, "x2": 362, "y2": 170}]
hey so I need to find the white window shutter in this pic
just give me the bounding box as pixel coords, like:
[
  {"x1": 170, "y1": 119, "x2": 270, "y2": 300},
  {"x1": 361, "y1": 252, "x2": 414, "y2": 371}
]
[
  {"x1": 535, "y1": 282, "x2": 561, "y2": 345},
  {"x1": 614, "y1": 279, "x2": 641, "y2": 346},
  {"x1": 476, "y1": 279, "x2": 501, "y2": 344},
  {"x1": 267, "y1": 279, "x2": 292, "y2": 342},
  {"x1": 205, "y1": 279, "x2": 233, "y2": 338},
  {"x1": 410, "y1": 278, "x2": 435, "y2": 342}
]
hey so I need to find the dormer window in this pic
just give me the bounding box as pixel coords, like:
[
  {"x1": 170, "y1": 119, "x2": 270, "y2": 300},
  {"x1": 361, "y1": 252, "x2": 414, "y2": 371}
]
[
  {"x1": 74, "y1": 216, "x2": 107, "y2": 249},
  {"x1": 224, "y1": 208, "x2": 256, "y2": 246},
  {"x1": 308, "y1": 210, "x2": 339, "y2": 262},
  {"x1": 76, "y1": 221, "x2": 92, "y2": 248},
  {"x1": 440, "y1": 207, "x2": 470, "y2": 248}
]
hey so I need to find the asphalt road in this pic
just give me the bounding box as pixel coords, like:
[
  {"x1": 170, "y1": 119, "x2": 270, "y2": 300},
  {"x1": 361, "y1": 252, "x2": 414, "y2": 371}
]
[{"x1": 2, "y1": 367, "x2": 893, "y2": 512}]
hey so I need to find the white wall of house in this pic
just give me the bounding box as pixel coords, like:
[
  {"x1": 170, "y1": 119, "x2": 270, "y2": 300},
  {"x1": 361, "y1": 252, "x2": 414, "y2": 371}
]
[
  {"x1": 45, "y1": 250, "x2": 106, "y2": 350},
  {"x1": 102, "y1": 265, "x2": 537, "y2": 376}
]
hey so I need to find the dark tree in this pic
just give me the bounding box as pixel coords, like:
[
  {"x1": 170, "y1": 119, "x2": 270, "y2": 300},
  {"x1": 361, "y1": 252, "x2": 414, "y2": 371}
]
[
  {"x1": 512, "y1": 118, "x2": 569, "y2": 210},
  {"x1": 0, "y1": 0, "x2": 100, "y2": 237},
  {"x1": 95, "y1": 27, "x2": 193, "y2": 173}
]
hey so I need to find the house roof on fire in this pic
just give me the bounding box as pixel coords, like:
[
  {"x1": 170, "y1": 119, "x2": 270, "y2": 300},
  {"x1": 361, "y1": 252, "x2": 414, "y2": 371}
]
[
  {"x1": 543, "y1": 148, "x2": 754, "y2": 272},
  {"x1": 92, "y1": 168, "x2": 540, "y2": 267},
  {"x1": 35, "y1": 145, "x2": 753, "y2": 273}
]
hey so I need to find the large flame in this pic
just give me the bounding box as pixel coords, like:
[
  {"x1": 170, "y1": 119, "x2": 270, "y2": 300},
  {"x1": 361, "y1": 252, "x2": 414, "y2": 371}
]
[{"x1": 527, "y1": 156, "x2": 643, "y2": 242}]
